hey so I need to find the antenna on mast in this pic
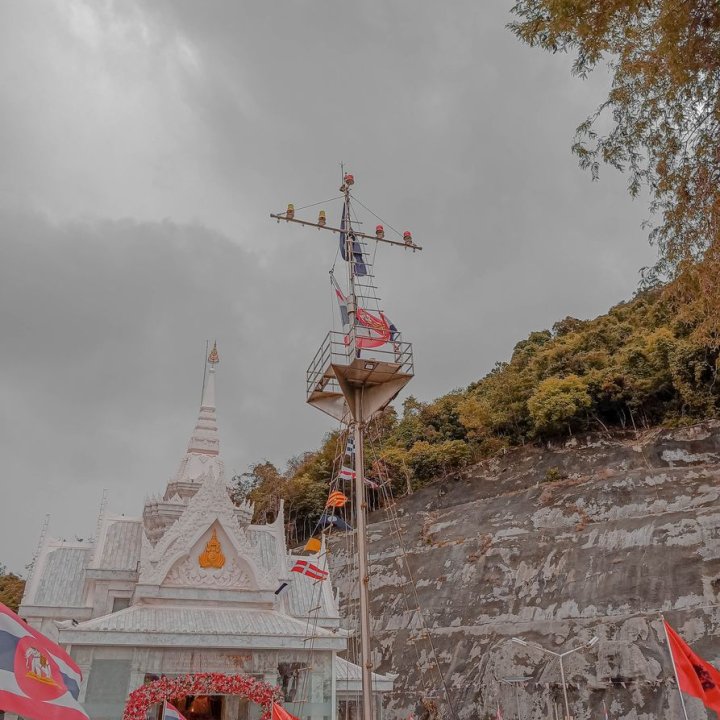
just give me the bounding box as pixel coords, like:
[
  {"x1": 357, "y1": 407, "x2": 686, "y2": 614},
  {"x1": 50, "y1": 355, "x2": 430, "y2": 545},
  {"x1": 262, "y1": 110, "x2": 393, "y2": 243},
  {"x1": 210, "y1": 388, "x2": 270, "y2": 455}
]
[{"x1": 270, "y1": 169, "x2": 422, "y2": 253}]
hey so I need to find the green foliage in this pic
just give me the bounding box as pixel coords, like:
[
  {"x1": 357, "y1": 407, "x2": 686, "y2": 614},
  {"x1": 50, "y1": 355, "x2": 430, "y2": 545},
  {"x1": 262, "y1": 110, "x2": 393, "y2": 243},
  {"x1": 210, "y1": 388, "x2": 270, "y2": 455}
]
[
  {"x1": 405, "y1": 440, "x2": 472, "y2": 483},
  {"x1": 528, "y1": 375, "x2": 592, "y2": 434},
  {"x1": 0, "y1": 569, "x2": 25, "y2": 613},
  {"x1": 508, "y1": 0, "x2": 720, "y2": 285},
  {"x1": 239, "y1": 289, "x2": 720, "y2": 540},
  {"x1": 544, "y1": 467, "x2": 568, "y2": 483}
]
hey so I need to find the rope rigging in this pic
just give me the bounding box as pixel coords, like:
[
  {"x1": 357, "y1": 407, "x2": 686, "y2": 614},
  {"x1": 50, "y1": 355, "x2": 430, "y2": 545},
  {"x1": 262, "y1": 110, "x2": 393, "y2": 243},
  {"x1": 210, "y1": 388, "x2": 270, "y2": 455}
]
[{"x1": 294, "y1": 412, "x2": 461, "y2": 720}]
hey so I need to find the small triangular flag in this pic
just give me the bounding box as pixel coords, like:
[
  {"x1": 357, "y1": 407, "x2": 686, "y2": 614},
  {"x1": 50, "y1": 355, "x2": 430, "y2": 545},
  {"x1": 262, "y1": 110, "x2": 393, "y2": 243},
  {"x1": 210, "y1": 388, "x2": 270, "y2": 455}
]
[
  {"x1": 272, "y1": 703, "x2": 301, "y2": 720},
  {"x1": 304, "y1": 537, "x2": 322, "y2": 553}
]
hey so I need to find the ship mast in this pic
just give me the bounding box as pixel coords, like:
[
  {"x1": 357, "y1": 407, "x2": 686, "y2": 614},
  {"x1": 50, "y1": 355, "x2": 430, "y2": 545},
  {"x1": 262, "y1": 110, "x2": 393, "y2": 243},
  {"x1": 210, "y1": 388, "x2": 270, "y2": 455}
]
[
  {"x1": 272, "y1": 171, "x2": 420, "y2": 720},
  {"x1": 342, "y1": 172, "x2": 375, "y2": 720}
]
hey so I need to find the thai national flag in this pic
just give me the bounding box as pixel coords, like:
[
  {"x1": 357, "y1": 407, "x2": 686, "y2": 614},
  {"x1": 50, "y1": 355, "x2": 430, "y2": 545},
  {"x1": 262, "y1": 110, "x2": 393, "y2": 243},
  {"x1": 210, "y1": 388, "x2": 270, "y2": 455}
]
[
  {"x1": 164, "y1": 701, "x2": 188, "y2": 720},
  {"x1": 0, "y1": 602, "x2": 89, "y2": 720}
]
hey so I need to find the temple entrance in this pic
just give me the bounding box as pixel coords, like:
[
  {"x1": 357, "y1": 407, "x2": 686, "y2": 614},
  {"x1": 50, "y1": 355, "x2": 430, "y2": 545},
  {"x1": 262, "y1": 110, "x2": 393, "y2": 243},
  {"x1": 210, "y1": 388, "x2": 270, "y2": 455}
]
[
  {"x1": 152, "y1": 695, "x2": 262, "y2": 720},
  {"x1": 125, "y1": 673, "x2": 277, "y2": 720},
  {"x1": 166, "y1": 695, "x2": 222, "y2": 720}
]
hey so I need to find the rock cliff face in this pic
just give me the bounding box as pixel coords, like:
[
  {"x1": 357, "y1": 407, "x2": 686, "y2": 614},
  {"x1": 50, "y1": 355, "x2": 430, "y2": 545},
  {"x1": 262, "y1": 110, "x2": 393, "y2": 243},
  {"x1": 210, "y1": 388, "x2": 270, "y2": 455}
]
[{"x1": 330, "y1": 421, "x2": 720, "y2": 720}]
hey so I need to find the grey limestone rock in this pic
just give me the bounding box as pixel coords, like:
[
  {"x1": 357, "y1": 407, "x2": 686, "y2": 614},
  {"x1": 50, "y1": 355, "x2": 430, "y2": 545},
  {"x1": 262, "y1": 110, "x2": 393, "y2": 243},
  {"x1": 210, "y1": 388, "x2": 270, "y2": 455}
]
[{"x1": 329, "y1": 421, "x2": 720, "y2": 720}]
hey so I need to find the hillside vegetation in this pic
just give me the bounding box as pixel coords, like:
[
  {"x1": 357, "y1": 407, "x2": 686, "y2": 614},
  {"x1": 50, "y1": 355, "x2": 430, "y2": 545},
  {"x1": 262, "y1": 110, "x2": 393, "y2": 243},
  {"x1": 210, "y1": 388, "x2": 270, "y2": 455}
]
[
  {"x1": 0, "y1": 566, "x2": 25, "y2": 613},
  {"x1": 235, "y1": 289, "x2": 720, "y2": 539}
]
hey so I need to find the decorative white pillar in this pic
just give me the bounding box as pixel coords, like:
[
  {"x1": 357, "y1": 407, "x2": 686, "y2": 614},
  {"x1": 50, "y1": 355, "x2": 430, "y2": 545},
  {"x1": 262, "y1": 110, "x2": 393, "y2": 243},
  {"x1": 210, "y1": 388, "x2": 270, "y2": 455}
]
[{"x1": 331, "y1": 652, "x2": 337, "y2": 720}]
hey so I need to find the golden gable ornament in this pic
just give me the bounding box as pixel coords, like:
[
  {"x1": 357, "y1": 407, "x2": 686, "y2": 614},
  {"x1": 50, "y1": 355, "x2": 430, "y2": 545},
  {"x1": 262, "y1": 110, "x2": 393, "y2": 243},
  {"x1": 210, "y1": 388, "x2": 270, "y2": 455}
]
[{"x1": 198, "y1": 528, "x2": 225, "y2": 569}]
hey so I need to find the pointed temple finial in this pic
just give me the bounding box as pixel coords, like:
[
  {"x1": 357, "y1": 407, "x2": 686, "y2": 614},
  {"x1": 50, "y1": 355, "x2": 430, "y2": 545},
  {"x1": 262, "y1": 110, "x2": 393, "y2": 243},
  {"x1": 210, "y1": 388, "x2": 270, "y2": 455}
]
[
  {"x1": 208, "y1": 341, "x2": 219, "y2": 365},
  {"x1": 186, "y1": 344, "x2": 220, "y2": 456}
]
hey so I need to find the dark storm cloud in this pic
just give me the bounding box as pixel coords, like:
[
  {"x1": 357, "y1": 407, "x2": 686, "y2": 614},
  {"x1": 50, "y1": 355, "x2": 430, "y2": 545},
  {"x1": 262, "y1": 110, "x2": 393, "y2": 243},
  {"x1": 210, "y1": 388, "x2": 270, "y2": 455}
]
[
  {"x1": 0, "y1": 211, "x2": 334, "y2": 571},
  {"x1": 0, "y1": 0, "x2": 655, "y2": 571}
]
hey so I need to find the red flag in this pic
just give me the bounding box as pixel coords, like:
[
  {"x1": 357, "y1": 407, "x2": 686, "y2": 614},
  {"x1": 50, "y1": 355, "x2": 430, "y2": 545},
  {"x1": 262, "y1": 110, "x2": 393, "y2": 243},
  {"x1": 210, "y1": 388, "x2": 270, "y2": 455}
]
[
  {"x1": 272, "y1": 702, "x2": 301, "y2": 720},
  {"x1": 664, "y1": 619, "x2": 720, "y2": 714},
  {"x1": 291, "y1": 559, "x2": 329, "y2": 581}
]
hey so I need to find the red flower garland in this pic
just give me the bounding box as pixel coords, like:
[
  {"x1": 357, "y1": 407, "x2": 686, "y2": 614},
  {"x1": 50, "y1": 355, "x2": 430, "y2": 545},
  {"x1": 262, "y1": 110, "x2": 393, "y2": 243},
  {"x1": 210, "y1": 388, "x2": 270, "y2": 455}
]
[{"x1": 122, "y1": 672, "x2": 283, "y2": 720}]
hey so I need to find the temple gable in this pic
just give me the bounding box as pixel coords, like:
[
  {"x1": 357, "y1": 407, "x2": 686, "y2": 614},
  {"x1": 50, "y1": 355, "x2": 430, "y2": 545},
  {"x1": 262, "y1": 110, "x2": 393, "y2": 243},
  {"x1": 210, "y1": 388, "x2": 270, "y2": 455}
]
[
  {"x1": 163, "y1": 523, "x2": 256, "y2": 590},
  {"x1": 138, "y1": 463, "x2": 275, "y2": 591}
]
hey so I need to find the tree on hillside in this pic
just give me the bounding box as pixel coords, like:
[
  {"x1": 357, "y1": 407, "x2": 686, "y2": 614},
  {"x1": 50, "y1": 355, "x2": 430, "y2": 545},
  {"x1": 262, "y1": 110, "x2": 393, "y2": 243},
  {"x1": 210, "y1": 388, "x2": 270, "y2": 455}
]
[
  {"x1": 509, "y1": 1, "x2": 720, "y2": 300},
  {"x1": 239, "y1": 290, "x2": 720, "y2": 536},
  {"x1": 0, "y1": 565, "x2": 25, "y2": 613},
  {"x1": 232, "y1": 461, "x2": 286, "y2": 522},
  {"x1": 528, "y1": 374, "x2": 592, "y2": 435}
]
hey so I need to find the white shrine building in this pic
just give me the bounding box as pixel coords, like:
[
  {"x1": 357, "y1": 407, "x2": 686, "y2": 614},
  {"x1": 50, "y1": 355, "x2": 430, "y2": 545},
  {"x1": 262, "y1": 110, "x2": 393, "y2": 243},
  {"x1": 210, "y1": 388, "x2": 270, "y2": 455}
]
[{"x1": 19, "y1": 347, "x2": 392, "y2": 720}]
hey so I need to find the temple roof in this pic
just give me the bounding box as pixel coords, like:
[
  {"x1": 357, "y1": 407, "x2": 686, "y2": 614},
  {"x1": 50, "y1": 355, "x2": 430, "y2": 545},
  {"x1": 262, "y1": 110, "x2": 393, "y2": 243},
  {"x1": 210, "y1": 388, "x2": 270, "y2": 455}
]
[
  {"x1": 62, "y1": 605, "x2": 345, "y2": 650},
  {"x1": 186, "y1": 348, "x2": 220, "y2": 457},
  {"x1": 27, "y1": 542, "x2": 92, "y2": 608},
  {"x1": 335, "y1": 657, "x2": 395, "y2": 693},
  {"x1": 145, "y1": 348, "x2": 231, "y2": 542},
  {"x1": 284, "y1": 552, "x2": 339, "y2": 625},
  {"x1": 92, "y1": 516, "x2": 142, "y2": 571},
  {"x1": 22, "y1": 344, "x2": 365, "y2": 681}
]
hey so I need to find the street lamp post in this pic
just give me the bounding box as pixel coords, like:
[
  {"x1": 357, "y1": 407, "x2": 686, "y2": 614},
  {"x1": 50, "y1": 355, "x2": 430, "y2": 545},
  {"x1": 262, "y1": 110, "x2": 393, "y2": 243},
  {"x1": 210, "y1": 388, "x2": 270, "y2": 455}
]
[
  {"x1": 511, "y1": 635, "x2": 598, "y2": 720},
  {"x1": 500, "y1": 676, "x2": 532, "y2": 720}
]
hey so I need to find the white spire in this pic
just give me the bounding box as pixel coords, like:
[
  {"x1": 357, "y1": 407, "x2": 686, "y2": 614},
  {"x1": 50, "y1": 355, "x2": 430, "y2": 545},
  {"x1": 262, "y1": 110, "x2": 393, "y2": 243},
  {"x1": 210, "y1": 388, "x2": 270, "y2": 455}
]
[{"x1": 187, "y1": 342, "x2": 220, "y2": 456}]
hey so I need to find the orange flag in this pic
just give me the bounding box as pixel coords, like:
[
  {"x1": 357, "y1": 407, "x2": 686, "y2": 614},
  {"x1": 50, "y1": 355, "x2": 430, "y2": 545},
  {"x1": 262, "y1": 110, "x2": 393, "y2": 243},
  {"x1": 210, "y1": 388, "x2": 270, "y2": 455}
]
[
  {"x1": 272, "y1": 703, "x2": 301, "y2": 720},
  {"x1": 664, "y1": 619, "x2": 720, "y2": 715}
]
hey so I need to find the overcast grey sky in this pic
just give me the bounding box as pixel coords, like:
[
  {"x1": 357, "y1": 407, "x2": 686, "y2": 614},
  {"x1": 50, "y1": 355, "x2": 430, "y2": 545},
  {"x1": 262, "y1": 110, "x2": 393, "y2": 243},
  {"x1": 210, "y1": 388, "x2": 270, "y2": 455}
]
[{"x1": 0, "y1": 0, "x2": 654, "y2": 573}]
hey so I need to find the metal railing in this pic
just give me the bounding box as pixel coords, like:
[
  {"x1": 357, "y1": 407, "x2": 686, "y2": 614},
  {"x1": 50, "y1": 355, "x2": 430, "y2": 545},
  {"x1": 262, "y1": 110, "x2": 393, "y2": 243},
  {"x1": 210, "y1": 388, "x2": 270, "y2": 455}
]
[{"x1": 306, "y1": 329, "x2": 414, "y2": 398}]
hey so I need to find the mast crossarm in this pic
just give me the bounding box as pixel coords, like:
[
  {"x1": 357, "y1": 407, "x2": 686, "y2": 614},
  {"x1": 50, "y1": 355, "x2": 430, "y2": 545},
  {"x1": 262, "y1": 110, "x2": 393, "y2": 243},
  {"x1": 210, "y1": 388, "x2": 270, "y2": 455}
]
[{"x1": 269, "y1": 213, "x2": 423, "y2": 251}]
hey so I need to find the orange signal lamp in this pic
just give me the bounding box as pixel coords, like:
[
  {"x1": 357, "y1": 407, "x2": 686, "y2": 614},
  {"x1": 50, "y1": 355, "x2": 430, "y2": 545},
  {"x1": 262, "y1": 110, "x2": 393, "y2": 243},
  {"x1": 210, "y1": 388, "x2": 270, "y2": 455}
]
[
  {"x1": 344, "y1": 173, "x2": 355, "y2": 186},
  {"x1": 403, "y1": 231, "x2": 413, "y2": 245},
  {"x1": 318, "y1": 210, "x2": 326, "y2": 226},
  {"x1": 286, "y1": 204, "x2": 295, "y2": 219},
  {"x1": 376, "y1": 225, "x2": 385, "y2": 239}
]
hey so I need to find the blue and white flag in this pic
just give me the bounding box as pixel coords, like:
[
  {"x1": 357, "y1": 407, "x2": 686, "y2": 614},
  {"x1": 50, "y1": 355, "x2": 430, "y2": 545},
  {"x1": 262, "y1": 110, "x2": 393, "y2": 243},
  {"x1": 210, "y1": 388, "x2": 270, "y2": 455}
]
[
  {"x1": 338, "y1": 204, "x2": 368, "y2": 277},
  {"x1": 319, "y1": 513, "x2": 353, "y2": 532},
  {"x1": 385, "y1": 315, "x2": 400, "y2": 342}
]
